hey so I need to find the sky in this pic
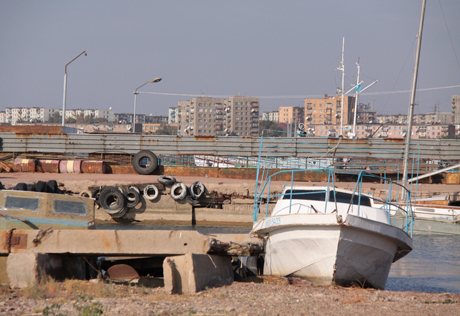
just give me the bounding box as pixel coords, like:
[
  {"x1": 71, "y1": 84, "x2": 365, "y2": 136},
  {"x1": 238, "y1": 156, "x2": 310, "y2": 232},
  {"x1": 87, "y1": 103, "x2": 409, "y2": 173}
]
[{"x1": 1, "y1": 1, "x2": 459, "y2": 118}]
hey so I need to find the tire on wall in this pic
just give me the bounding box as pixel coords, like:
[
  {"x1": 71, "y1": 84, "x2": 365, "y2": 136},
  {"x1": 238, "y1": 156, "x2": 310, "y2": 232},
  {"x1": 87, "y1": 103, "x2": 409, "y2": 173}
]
[
  {"x1": 126, "y1": 188, "x2": 140, "y2": 208},
  {"x1": 189, "y1": 181, "x2": 206, "y2": 200},
  {"x1": 132, "y1": 150, "x2": 158, "y2": 175},
  {"x1": 99, "y1": 186, "x2": 127, "y2": 216},
  {"x1": 143, "y1": 184, "x2": 159, "y2": 201},
  {"x1": 158, "y1": 175, "x2": 176, "y2": 186},
  {"x1": 170, "y1": 182, "x2": 188, "y2": 201}
]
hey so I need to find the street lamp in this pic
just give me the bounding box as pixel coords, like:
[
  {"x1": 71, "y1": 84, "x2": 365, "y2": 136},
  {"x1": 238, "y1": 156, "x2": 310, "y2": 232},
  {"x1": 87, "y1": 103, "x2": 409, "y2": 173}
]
[
  {"x1": 132, "y1": 77, "x2": 162, "y2": 132},
  {"x1": 62, "y1": 51, "x2": 87, "y2": 127}
]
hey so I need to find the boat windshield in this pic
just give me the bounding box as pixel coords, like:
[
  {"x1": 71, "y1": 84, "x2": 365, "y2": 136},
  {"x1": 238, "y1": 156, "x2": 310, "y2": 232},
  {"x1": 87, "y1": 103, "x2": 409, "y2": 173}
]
[
  {"x1": 4, "y1": 196, "x2": 39, "y2": 211},
  {"x1": 282, "y1": 189, "x2": 371, "y2": 207},
  {"x1": 330, "y1": 191, "x2": 371, "y2": 207},
  {"x1": 282, "y1": 190, "x2": 326, "y2": 201},
  {"x1": 53, "y1": 200, "x2": 88, "y2": 215}
]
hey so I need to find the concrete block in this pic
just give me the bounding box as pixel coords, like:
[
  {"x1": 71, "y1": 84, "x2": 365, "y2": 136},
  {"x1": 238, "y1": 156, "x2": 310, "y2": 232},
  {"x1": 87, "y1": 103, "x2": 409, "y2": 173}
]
[
  {"x1": 7, "y1": 253, "x2": 86, "y2": 288},
  {"x1": 163, "y1": 253, "x2": 233, "y2": 294}
]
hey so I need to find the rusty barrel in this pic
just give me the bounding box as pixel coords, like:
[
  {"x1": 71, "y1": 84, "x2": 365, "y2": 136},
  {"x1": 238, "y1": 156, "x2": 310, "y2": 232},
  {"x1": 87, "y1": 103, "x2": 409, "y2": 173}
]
[
  {"x1": 81, "y1": 160, "x2": 106, "y2": 174},
  {"x1": 36, "y1": 160, "x2": 60, "y2": 173},
  {"x1": 59, "y1": 160, "x2": 82, "y2": 173},
  {"x1": 13, "y1": 158, "x2": 36, "y2": 172}
]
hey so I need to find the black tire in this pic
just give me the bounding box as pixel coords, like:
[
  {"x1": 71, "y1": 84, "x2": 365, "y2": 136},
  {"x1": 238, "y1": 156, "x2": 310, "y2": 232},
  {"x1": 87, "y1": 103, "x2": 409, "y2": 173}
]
[
  {"x1": 126, "y1": 188, "x2": 140, "y2": 208},
  {"x1": 99, "y1": 186, "x2": 126, "y2": 215},
  {"x1": 15, "y1": 183, "x2": 27, "y2": 191},
  {"x1": 35, "y1": 181, "x2": 47, "y2": 192},
  {"x1": 143, "y1": 184, "x2": 159, "y2": 201},
  {"x1": 170, "y1": 182, "x2": 188, "y2": 201},
  {"x1": 26, "y1": 184, "x2": 36, "y2": 192},
  {"x1": 46, "y1": 180, "x2": 60, "y2": 193},
  {"x1": 132, "y1": 150, "x2": 158, "y2": 175},
  {"x1": 189, "y1": 181, "x2": 206, "y2": 199},
  {"x1": 158, "y1": 175, "x2": 176, "y2": 186},
  {"x1": 92, "y1": 188, "x2": 102, "y2": 205}
]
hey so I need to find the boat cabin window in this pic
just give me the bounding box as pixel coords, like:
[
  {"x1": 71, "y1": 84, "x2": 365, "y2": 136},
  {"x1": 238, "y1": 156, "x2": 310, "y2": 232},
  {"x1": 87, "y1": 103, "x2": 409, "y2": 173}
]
[
  {"x1": 53, "y1": 200, "x2": 87, "y2": 215},
  {"x1": 282, "y1": 190, "x2": 326, "y2": 201},
  {"x1": 5, "y1": 196, "x2": 39, "y2": 211},
  {"x1": 329, "y1": 191, "x2": 371, "y2": 207}
]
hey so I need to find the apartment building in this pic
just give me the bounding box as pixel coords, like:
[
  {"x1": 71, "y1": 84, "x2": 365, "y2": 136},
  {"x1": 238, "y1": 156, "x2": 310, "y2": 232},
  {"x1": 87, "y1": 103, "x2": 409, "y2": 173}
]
[
  {"x1": 304, "y1": 95, "x2": 355, "y2": 126},
  {"x1": 168, "y1": 107, "x2": 178, "y2": 124},
  {"x1": 177, "y1": 96, "x2": 259, "y2": 136},
  {"x1": 278, "y1": 106, "x2": 304, "y2": 124},
  {"x1": 452, "y1": 95, "x2": 460, "y2": 124}
]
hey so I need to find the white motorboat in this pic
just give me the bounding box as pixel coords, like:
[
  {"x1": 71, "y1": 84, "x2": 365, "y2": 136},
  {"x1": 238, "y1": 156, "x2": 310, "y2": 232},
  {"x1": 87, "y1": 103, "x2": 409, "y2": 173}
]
[{"x1": 252, "y1": 173, "x2": 413, "y2": 289}]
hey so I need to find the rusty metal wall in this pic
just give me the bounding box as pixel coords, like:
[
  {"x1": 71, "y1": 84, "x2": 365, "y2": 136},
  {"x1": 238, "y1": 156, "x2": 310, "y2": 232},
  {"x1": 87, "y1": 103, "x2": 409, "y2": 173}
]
[{"x1": 0, "y1": 132, "x2": 458, "y2": 160}]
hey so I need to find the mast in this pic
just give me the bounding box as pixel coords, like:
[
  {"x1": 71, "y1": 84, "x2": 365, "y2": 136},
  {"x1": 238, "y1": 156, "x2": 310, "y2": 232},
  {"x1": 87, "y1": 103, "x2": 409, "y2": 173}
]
[
  {"x1": 402, "y1": 0, "x2": 427, "y2": 189},
  {"x1": 337, "y1": 38, "x2": 345, "y2": 136},
  {"x1": 352, "y1": 60, "x2": 361, "y2": 136}
]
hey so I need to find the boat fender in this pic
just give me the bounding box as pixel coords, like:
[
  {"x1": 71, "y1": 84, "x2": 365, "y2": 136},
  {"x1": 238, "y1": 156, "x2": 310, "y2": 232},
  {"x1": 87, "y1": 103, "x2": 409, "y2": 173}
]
[
  {"x1": 143, "y1": 184, "x2": 159, "y2": 201},
  {"x1": 158, "y1": 175, "x2": 176, "y2": 186},
  {"x1": 126, "y1": 188, "x2": 140, "y2": 208},
  {"x1": 170, "y1": 182, "x2": 188, "y2": 201},
  {"x1": 189, "y1": 181, "x2": 206, "y2": 200}
]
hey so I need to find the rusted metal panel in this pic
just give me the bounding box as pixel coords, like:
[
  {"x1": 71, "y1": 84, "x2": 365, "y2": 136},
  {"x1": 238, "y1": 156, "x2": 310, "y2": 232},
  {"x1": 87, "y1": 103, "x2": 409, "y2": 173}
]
[{"x1": 1, "y1": 132, "x2": 459, "y2": 160}]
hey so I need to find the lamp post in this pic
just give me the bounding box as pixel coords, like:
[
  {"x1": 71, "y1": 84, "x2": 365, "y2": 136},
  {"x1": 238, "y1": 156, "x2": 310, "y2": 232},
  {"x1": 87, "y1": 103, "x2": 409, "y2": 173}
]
[
  {"x1": 62, "y1": 51, "x2": 87, "y2": 127},
  {"x1": 132, "y1": 77, "x2": 162, "y2": 132}
]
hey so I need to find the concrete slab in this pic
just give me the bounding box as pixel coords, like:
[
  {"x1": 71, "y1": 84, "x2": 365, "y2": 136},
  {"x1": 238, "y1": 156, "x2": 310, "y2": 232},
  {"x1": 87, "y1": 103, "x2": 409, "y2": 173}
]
[
  {"x1": 163, "y1": 253, "x2": 233, "y2": 294},
  {"x1": 7, "y1": 253, "x2": 86, "y2": 288},
  {"x1": 0, "y1": 230, "x2": 211, "y2": 256}
]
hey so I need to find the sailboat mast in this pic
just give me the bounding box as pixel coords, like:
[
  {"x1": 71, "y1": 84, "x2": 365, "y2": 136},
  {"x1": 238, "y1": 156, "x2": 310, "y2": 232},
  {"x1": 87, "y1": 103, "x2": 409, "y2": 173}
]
[
  {"x1": 340, "y1": 38, "x2": 345, "y2": 136},
  {"x1": 402, "y1": 0, "x2": 427, "y2": 188},
  {"x1": 352, "y1": 60, "x2": 361, "y2": 136}
]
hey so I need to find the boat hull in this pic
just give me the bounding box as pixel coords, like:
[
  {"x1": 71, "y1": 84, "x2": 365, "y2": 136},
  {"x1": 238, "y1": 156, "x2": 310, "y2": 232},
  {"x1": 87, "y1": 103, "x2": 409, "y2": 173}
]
[{"x1": 255, "y1": 214, "x2": 413, "y2": 289}]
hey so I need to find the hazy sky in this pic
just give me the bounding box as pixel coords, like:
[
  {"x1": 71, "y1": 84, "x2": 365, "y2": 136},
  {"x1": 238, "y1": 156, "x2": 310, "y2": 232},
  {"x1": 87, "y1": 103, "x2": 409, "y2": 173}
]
[{"x1": 1, "y1": 1, "x2": 459, "y2": 118}]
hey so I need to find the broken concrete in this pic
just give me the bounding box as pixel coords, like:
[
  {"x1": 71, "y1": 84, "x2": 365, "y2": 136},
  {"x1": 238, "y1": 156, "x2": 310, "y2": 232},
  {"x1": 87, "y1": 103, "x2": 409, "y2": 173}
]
[{"x1": 163, "y1": 253, "x2": 233, "y2": 294}]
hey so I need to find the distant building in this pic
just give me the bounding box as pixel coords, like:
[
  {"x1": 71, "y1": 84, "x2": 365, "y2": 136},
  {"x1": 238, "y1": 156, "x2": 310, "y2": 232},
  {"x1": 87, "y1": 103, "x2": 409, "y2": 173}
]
[
  {"x1": 177, "y1": 96, "x2": 260, "y2": 136},
  {"x1": 452, "y1": 95, "x2": 460, "y2": 124},
  {"x1": 278, "y1": 106, "x2": 304, "y2": 124},
  {"x1": 304, "y1": 95, "x2": 355, "y2": 127}
]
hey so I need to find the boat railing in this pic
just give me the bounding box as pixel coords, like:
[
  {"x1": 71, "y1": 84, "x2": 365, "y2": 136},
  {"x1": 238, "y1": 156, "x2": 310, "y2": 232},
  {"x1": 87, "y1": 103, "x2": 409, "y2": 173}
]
[{"x1": 253, "y1": 168, "x2": 414, "y2": 236}]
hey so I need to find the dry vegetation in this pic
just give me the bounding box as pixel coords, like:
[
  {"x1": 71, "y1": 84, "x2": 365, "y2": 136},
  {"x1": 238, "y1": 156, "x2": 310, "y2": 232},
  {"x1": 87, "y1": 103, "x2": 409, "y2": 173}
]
[{"x1": 0, "y1": 276, "x2": 459, "y2": 315}]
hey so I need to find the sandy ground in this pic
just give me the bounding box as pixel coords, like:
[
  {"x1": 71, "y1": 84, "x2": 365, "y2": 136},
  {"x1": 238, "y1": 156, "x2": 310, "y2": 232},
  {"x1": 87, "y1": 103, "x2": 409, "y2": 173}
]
[{"x1": 0, "y1": 278, "x2": 459, "y2": 315}]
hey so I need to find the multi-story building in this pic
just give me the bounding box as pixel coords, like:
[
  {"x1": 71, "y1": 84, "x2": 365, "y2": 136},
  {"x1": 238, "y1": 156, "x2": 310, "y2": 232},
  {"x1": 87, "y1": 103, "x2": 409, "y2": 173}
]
[
  {"x1": 115, "y1": 113, "x2": 145, "y2": 124},
  {"x1": 226, "y1": 96, "x2": 260, "y2": 137},
  {"x1": 304, "y1": 95, "x2": 355, "y2": 127},
  {"x1": 177, "y1": 96, "x2": 259, "y2": 136},
  {"x1": 452, "y1": 95, "x2": 460, "y2": 124},
  {"x1": 356, "y1": 103, "x2": 377, "y2": 124},
  {"x1": 262, "y1": 111, "x2": 280, "y2": 122},
  {"x1": 168, "y1": 107, "x2": 178, "y2": 124},
  {"x1": 278, "y1": 106, "x2": 304, "y2": 124}
]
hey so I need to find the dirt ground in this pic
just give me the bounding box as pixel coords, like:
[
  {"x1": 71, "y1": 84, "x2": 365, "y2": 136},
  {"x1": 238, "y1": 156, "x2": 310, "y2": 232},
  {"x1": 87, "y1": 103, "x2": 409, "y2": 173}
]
[
  {"x1": 1, "y1": 172, "x2": 459, "y2": 197},
  {"x1": 0, "y1": 277, "x2": 459, "y2": 316}
]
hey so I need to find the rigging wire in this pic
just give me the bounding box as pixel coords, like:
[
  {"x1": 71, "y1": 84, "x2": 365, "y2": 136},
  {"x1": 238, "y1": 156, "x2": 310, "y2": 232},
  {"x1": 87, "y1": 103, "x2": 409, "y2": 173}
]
[
  {"x1": 438, "y1": 0, "x2": 460, "y2": 75},
  {"x1": 139, "y1": 84, "x2": 460, "y2": 99}
]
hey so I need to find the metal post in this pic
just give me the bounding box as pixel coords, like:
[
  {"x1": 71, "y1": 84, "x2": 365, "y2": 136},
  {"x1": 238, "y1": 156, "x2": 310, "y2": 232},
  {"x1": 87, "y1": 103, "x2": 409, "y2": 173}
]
[
  {"x1": 62, "y1": 51, "x2": 87, "y2": 127},
  {"x1": 402, "y1": 0, "x2": 426, "y2": 189}
]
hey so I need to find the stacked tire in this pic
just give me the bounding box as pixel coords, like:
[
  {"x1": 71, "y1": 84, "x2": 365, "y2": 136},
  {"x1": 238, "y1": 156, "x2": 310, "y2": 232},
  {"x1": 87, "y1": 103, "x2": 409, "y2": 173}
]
[{"x1": 99, "y1": 186, "x2": 127, "y2": 219}]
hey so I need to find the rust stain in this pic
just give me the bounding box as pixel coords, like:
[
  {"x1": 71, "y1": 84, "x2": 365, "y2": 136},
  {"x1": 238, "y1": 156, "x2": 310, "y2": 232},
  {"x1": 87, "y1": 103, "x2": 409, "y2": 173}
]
[
  {"x1": 383, "y1": 138, "x2": 405, "y2": 143},
  {"x1": 96, "y1": 231, "x2": 112, "y2": 249},
  {"x1": 194, "y1": 136, "x2": 216, "y2": 141}
]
